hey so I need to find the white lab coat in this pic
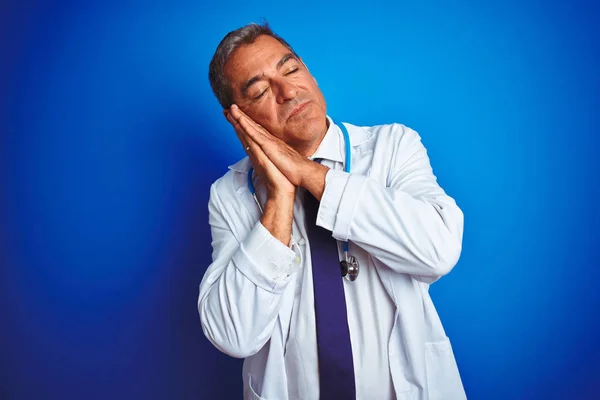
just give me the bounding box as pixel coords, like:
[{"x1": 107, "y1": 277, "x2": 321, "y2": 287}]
[{"x1": 198, "y1": 120, "x2": 467, "y2": 400}]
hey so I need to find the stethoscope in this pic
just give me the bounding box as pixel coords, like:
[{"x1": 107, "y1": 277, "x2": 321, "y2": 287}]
[{"x1": 247, "y1": 119, "x2": 360, "y2": 282}]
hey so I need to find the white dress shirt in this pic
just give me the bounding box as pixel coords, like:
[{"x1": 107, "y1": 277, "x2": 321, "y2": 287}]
[
  {"x1": 280, "y1": 118, "x2": 396, "y2": 399},
  {"x1": 198, "y1": 117, "x2": 467, "y2": 400}
]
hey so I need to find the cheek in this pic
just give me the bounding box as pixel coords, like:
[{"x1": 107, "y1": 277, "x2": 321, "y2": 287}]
[
  {"x1": 306, "y1": 81, "x2": 325, "y2": 106},
  {"x1": 244, "y1": 101, "x2": 275, "y2": 123},
  {"x1": 247, "y1": 103, "x2": 285, "y2": 136},
  {"x1": 261, "y1": 104, "x2": 281, "y2": 127}
]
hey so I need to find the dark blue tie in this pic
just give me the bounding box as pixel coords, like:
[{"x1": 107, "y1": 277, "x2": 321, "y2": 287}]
[{"x1": 304, "y1": 189, "x2": 356, "y2": 399}]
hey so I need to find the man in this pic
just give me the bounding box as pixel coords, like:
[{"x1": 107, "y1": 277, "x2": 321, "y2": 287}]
[{"x1": 198, "y1": 22, "x2": 466, "y2": 400}]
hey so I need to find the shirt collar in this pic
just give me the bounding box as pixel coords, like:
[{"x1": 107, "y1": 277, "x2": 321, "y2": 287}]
[{"x1": 308, "y1": 116, "x2": 344, "y2": 163}]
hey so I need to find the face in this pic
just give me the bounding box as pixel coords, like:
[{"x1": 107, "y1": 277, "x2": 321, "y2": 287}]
[{"x1": 223, "y1": 35, "x2": 328, "y2": 153}]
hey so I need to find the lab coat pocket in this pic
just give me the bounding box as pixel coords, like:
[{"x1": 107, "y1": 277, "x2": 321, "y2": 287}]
[
  {"x1": 424, "y1": 337, "x2": 467, "y2": 400},
  {"x1": 247, "y1": 376, "x2": 266, "y2": 400}
]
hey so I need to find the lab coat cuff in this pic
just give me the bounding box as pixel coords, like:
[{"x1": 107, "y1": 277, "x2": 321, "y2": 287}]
[
  {"x1": 316, "y1": 169, "x2": 348, "y2": 232},
  {"x1": 232, "y1": 222, "x2": 296, "y2": 293},
  {"x1": 319, "y1": 171, "x2": 367, "y2": 241}
]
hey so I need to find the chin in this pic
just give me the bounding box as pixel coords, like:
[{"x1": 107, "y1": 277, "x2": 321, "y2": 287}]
[
  {"x1": 288, "y1": 117, "x2": 316, "y2": 135},
  {"x1": 292, "y1": 108, "x2": 326, "y2": 130},
  {"x1": 284, "y1": 118, "x2": 326, "y2": 148}
]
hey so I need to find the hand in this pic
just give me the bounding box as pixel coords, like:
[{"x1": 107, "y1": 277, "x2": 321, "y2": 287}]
[
  {"x1": 228, "y1": 105, "x2": 310, "y2": 186},
  {"x1": 225, "y1": 107, "x2": 295, "y2": 199},
  {"x1": 227, "y1": 104, "x2": 329, "y2": 200}
]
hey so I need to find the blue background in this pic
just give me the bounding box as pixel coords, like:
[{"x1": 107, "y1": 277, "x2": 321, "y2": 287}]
[{"x1": 2, "y1": 0, "x2": 599, "y2": 399}]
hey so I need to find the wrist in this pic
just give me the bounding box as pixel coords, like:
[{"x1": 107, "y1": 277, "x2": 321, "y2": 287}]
[
  {"x1": 299, "y1": 159, "x2": 321, "y2": 188},
  {"x1": 262, "y1": 190, "x2": 295, "y2": 246},
  {"x1": 266, "y1": 189, "x2": 296, "y2": 205},
  {"x1": 300, "y1": 160, "x2": 328, "y2": 200}
]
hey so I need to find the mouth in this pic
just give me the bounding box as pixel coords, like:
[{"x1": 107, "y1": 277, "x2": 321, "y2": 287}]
[{"x1": 287, "y1": 101, "x2": 311, "y2": 120}]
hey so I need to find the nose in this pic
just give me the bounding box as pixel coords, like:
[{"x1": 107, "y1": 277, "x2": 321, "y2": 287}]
[{"x1": 275, "y1": 78, "x2": 298, "y2": 104}]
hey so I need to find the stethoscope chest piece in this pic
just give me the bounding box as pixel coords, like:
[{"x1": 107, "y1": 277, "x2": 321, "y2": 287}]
[{"x1": 341, "y1": 255, "x2": 359, "y2": 282}]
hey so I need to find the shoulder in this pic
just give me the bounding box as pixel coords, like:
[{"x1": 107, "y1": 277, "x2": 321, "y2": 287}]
[
  {"x1": 209, "y1": 157, "x2": 250, "y2": 203},
  {"x1": 341, "y1": 121, "x2": 422, "y2": 149}
]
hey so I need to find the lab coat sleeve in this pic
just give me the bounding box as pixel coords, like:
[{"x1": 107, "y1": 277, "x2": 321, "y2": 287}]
[
  {"x1": 316, "y1": 124, "x2": 463, "y2": 284},
  {"x1": 198, "y1": 182, "x2": 297, "y2": 358}
]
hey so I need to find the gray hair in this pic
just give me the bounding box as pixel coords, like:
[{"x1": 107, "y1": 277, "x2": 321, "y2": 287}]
[{"x1": 208, "y1": 22, "x2": 299, "y2": 109}]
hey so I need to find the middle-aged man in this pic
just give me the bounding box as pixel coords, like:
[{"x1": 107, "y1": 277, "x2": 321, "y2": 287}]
[{"x1": 198, "y1": 22, "x2": 466, "y2": 400}]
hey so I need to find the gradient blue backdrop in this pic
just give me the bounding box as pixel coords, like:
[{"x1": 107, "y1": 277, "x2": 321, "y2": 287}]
[{"x1": 2, "y1": 1, "x2": 599, "y2": 399}]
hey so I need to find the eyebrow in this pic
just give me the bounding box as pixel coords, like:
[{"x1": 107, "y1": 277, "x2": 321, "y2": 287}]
[
  {"x1": 277, "y1": 53, "x2": 297, "y2": 69},
  {"x1": 240, "y1": 53, "x2": 299, "y2": 96}
]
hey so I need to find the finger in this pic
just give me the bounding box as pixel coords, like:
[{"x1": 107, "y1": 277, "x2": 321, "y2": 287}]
[
  {"x1": 227, "y1": 109, "x2": 256, "y2": 144},
  {"x1": 226, "y1": 113, "x2": 251, "y2": 148},
  {"x1": 245, "y1": 138, "x2": 260, "y2": 163},
  {"x1": 230, "y1": 104, "x2": 255, "y2": 125},
  {"x1": 229, "y1": 104, "x2": 243, "y2": 120},
  {"x1": 231, "y1": 105, "x2": 272, "y2": 144},
  {"x1": 230, "y1": 106, "x2": 301, "y2": 169},
  {"x1": 246, "y1": 138, "x2": 278, "y2": 180},
  {"x1": 247, "y1": 139, "x2": 281, "y2": 181},
  {"x1": 237, "y1": 115, "x2": 277, "y2": 151},
  {"x1": 236, "y1": 116, "x2": 268, "y2": 146},
  {"x1": 228, "y1": 116, "x2": 263, "y2": 160}
]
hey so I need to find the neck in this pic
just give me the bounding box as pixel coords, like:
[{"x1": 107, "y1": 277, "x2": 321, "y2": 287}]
[{"x1": 295, "y1": 117, "x2": 330, "y2": 158}]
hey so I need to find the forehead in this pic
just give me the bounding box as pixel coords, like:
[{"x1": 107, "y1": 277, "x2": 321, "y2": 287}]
[{"x1": 224, "y1": 35, "x2": 293, "y2": 83}]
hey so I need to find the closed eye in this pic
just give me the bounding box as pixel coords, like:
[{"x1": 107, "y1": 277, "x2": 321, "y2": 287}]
[
  {"x1": 285, "y1": 68, "x2": 299, "y2": 75},
  {"x1": 253, "y1": 88, "x2": 269, "y2": 100}
]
